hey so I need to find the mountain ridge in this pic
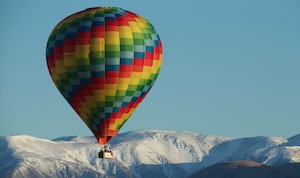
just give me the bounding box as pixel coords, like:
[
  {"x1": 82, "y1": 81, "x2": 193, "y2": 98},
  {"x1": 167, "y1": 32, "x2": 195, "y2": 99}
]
[{"x1": 1, "y1": 130, "x2": 300, "y2": 178}]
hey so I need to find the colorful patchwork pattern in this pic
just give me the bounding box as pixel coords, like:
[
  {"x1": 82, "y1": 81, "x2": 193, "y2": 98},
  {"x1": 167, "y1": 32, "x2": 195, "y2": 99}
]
[{"x1": 46, "y1": 7, "x2": 162, "y2": 145}]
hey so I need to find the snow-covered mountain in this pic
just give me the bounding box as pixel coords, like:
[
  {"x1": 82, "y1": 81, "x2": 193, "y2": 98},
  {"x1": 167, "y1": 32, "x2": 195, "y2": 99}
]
[{"x1": 1, "y1": 130, "x2": 300, "y2": 178}]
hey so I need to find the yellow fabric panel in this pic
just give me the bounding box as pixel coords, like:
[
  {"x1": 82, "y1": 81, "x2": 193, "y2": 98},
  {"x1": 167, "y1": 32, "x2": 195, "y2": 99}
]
[
  {"x1": 120, "y1": 32, "x2": 133, "y2": 39},
  {"x1": 85, "y1": 96, "x2": 97, "y2": 107},
  {"x1": 64, "y1": 52, "x2": 75, "y2": 60},
  {"x1": 79, "y1": 114, "x2": 88, "y2": 121},
  {"x1": 64, "y1": 57, "x2": 76, "y2": 66},
  {"x1": 118, "y1": 78, "x2": 130, "y2": 84},
  {"x1": 141, "y1": 72, "x2": 151, "y2": 80},
  {"x1": 90, "y1": 38, "x2": 105, "y2": 55},
  {"x1": 105, "y1": 38, "x2": 120, "y2": 45},
  {"x1": 118, "y1": 26, "x2": 131, "y2": 32},
  {"x1": 78, "y1": 108, "x2": 88, "y2": 118},
  {"x1": 105, "y1": 84, "x2": 117, "y2": 90},
  {"x1": 90, "y1": 44, "x2": 103, "y2": 51},
  {"x1": 105, "y1": 90, "x2": 117, "y2": 96},
  {"x1": 151, "y1": 67, "x2": 159, "y2": 74},
  {"x1": 105, "y1": 31, "x2": 120, "y2": 45},
  {"x1": 90, "y1": 38, "x2": 104, "y2": 45},
  {"x1": 50, "y1": 68, "x2": 59, "y2": 81},
  {"x1": 114, "y1": 117, "x2": 125, "y2": 126},
  {"x1": 142, "y1": 66, "x2": 152, "y2": 73},
  {"x1": 119, "y1": 26, "x2": 131, "y2": 34},
  {"x1": 135, "y1": 18, "x2": 147, "y2": 28},
  {"x1": 109, "y1": 123, "x2": 117, "y2": 130},
  {"x1": 130, "y1": 72, "x2": 141, "y2": 78},
  {"x1": 75, "y1": 51, "x2": 89, "y2": 59},
  {"x1": 82, "y1": 104, "x2": 92, "y2": 113},
  {"x1": 140, "y1": 66, "x2": 152, "y2": 79},
  {"x1": 129, "y1": 78, "x2": 140, "y2": 85},
  {"x1": 55, "y1": 61, "x2": 66, "y2": 73},
  {"x1": 157, "y1": 59, "x2": 163, "y2": 68},
  {"x1": 117, "y1": 84, "x2": 128, "y2": 90},
  {"x1": 95, "y1": 95, "x2": 105, "y2": 102},
  {"x1": 119, "y1": 31, "x2": 133, "y2": 38},
  {"x1": 152, "y1": 60, "x2": 159, "y2": 67},
  {"x1": 105, "y1": 32, "x2": 119, "y2": 38},
  {"x1": 75, "y1": 12, "x2": 86, "y2": 19},
  {"x1": 128, "y1": 21, "x2": 142, "y2": 33},
  {"x1": 94, "y1": 90, "x2": 105, "y2": 96},
  {"x1": 76, "y1": 45, "x2": 89, "y2": 51}
]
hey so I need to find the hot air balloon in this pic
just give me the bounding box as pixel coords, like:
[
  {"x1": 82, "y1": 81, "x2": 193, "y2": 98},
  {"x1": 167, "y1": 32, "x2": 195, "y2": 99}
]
[{"x1": 46, "y1": 7, "x2": 162, "y2": 158}]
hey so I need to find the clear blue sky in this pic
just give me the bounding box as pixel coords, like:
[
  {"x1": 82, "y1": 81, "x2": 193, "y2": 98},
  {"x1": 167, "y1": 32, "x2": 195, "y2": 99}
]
[{"x1": 1, "y1": 0, "x2": 299, "y2": 139}]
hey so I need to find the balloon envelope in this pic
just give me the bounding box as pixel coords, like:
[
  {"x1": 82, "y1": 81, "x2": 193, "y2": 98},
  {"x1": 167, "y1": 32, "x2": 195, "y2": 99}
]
[{"x1": 46, "y1": 7, "x2": 162, "y2": 145}]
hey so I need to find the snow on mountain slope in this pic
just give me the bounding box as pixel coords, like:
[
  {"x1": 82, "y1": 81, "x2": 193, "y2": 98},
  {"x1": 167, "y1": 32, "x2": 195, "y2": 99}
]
[
  {"x1": 0, "y1": 130, "x2": 300, "y2": 178},
  {"x1": 107, "y1": 130, "x2": 230, "y2": 178}
]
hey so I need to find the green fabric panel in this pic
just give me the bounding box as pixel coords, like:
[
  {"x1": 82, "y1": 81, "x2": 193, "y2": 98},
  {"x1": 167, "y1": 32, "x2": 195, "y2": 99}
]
[
  {"x1": 65, "y1": 66, "x2": 78, "y2": 73},
  {"x1": 61, "y1": 79, "x2": 70, "y2": 85},
  {"x1": 105, "y1": 96, "x2": 115, "y2": 101},
  {"x1": 105, "y1": 101, "x2": 114, "y2": 107},
  {"x1": 116, "y1": 90, "x2": 126, "y2": 96},
  {"x1": 120, "y1": 38, "x2": 134, "y2": 45},
  {"x1": 115, "y1": 96, "x2": 124, "y2": 101},
  {"x1": 116, "y1": 124, "x2": 122, "y2": 130},
  {"x1": 90, "y1": 57, "x2": 105, "y2": 65},
  {"x1": 58, "y1": 73, "x2": 68, "y2": 80},
  {"x1": 90, "y1": 51, "x2": 104, "y2": 58},
  {"x1": 146, "y1": 80, "x2": 153, "y2": 85},
  {"x1": 139, "y1": 79, "x2": 148, "y2": 85},
  {"x1": 49, "y1": 35, "x2": 57, "y2": 41},
  {"x1": 77, "y1": 65, "x2": 90, "y2": 72},
  {"x1": 136, "y1": 85, "x2": 144, "y2": 91},
  {"x1": 105, "y1": 45, "x2": 120, "y2": 51},
  {"x1": 76, "y1": 59, "x2": 90, "y2": 65},
  {"x1": 58, "y1": 27, "x2": 68, "y2": 33},
  {"x1": 55, "y1": 80, "x2": 62, "y2": 87},
  {"x1": 105, "y1": 51, "x2": 120, "y2": 58},
  {"x1": 128, "y1": 85, "x2": 137, "y2": 91},
  {"x1": 67, "y1": 73, "x2": 78, "y2": 79},
  {"x1": 133, "y1": 39, "x2": 144, "y2": 45},
  {"x1": 132, "y1": 32, "x2": 144, "y2": 39},
  {"x1": 82, "y1": 16, "x2": 93, "y2": 21},
  {"x1": 143, "y1": 33, "x2": 152, "y2": 39},
  {"x1": 125, "y1": 91, "x2": 134, "y2": 96},
  {"x1": 120, "y1": 45, "x2": 133, "y2": 51}
]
